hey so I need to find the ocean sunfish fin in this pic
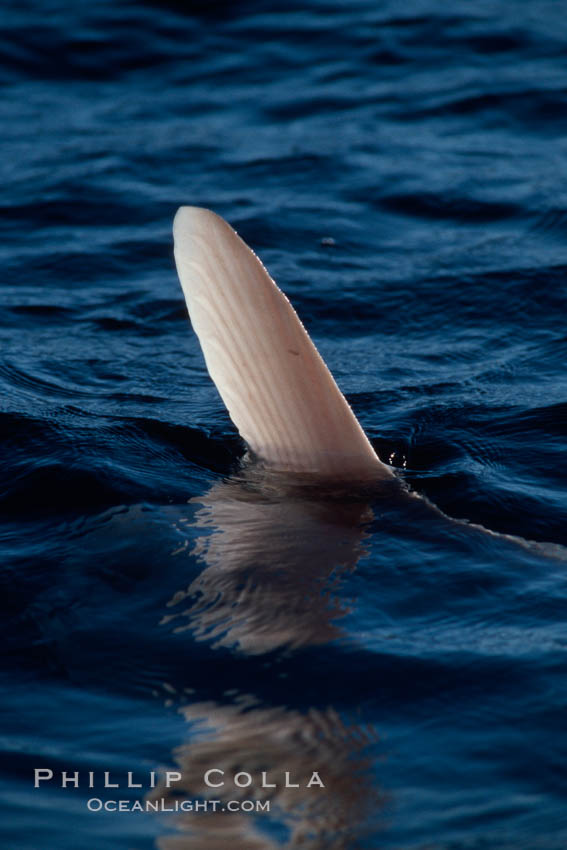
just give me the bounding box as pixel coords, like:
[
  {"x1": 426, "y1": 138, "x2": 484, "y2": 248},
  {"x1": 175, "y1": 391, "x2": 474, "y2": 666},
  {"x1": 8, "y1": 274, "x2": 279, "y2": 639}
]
[{"x1": 173, "y1": 206, "x2": 392, "y2": 480}]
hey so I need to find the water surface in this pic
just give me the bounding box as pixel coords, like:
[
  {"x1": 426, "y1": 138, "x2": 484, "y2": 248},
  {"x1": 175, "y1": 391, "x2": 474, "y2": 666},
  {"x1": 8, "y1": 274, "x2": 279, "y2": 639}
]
[{"x1": 1, "y1": 1, "x2": 566, "y2": 847}]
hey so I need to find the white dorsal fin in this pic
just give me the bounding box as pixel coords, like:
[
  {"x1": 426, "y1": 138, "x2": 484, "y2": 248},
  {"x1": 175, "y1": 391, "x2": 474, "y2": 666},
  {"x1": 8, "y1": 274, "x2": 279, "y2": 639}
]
[{"x1": 173, "y1": 207, "x2": 392, "y2": 480}]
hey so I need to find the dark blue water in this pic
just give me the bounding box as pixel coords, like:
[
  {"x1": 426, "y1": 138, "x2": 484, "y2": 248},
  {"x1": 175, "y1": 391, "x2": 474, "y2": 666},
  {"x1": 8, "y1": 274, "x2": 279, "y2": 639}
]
[{"x1": 2, "y1": 1, "x2": 566, "y2": 847}]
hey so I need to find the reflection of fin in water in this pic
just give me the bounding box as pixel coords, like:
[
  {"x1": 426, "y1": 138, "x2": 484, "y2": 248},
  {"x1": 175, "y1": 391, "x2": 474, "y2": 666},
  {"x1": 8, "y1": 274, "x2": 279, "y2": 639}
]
[
  {"x1": 173, "y1": 206, "x2": 392, "y2": 482},
  {"x1": 161, "y1": 480, "x2": 374, "y2": 654},
  {"x1": 149, "y1": 695, "x2": 381, "y2": 850}
]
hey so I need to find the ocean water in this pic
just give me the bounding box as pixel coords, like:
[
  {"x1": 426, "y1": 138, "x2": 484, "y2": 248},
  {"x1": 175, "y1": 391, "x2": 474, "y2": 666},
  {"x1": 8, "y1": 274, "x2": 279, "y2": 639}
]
[{"x1": 1, "y1": 1, "x2": 566, "y2": 847}]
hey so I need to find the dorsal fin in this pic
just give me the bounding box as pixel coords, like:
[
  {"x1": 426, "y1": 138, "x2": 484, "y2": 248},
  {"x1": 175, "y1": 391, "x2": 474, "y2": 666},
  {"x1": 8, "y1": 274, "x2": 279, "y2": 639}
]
[{"x1": 173, "y1": 207, "x2": 392, "y2": 480}]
